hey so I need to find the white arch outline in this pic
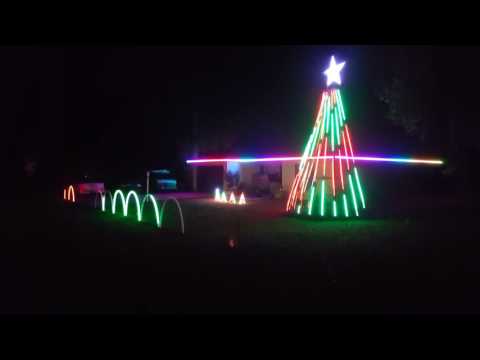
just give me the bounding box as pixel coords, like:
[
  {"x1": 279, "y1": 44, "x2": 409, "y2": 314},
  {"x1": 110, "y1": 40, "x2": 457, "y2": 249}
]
[
  {"x1": 125, "y1": 190, "x2": 141, "y2": 221},
  {"x1": 96, "y1": 190, "x2": 184, "y2": 234},
  {"x1": 94, "y1": 191, "x2": 113, "y2": 212},
  {"x1": 141, "y1": 194, "x2": 160, "y2": 228},
  {"x1": 112, "y1": 190, "x2": 126, "y2": 215},
  {"x1": 160, "y1": 197, "x2": 185, "y2": 234}
]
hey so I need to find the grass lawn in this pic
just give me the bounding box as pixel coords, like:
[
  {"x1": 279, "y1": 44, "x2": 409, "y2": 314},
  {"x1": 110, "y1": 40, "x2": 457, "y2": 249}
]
[{"x1": 1, "y1": 191, "x2": 479, "y2": 314}]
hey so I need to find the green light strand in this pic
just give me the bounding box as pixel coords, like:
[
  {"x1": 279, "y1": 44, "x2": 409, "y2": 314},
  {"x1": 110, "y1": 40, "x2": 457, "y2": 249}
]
[
  {"x1": 297, "y1": 205, "x2": 301, "y2": 215},
  {"x1": 336, "y1": 92, "x2": 343, "y2": 121},
  {"x1": 299, "y1": 133, "x2": 314, "y2": 171},
  {"x1": 343, "y1": 193, "x2": 349, "y2": 217},
  {"x1": 141, "y1": 194, "x2": 161, "y2": 227},
  {"x1": 302, "y1": 134, "x2": 313, "y2": 160},
  {"x1": 348, "y1": 174, "x2": 359, "y2": 217},
  {"x1": 320, "y1": 95, "x2": 328, "y2": 139},
  {"x1": 320, "y1": 180, "x2": 325, "y2": 217},
  {"x1": 336, "y1": 104, "x2": 343, "y2": 128},
  {"x1": 308, "y1": 123, "x2": 321, "y2": 158},
  {"x1": 353, "y1": 167, "x2": 366, "y2": 209},
  {"x1": 308, "y1": 186, "x2": 315, "y2": 216},
  {"x1": 333, "y1": 199, "x2": 337, "y2": 217},
  {"x1": 337, "y1": 90, "x2": 346, "y2": 121}
]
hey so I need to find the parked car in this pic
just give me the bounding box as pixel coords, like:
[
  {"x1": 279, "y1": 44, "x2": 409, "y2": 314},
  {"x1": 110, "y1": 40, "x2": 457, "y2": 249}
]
[
  {"x1": 74, "y1": 173, "x2": 105, "y2": 194},
  {"x1": 149, "y1": 169, "x2": 177, "y2": 192},
  {"x1": 77, "y1": 182, "x2": 105, "y2": 194}
]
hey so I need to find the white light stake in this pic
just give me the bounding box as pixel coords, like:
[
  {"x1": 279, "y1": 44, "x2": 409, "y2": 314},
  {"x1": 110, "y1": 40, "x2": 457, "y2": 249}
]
[
  {"x1": 214, "y1": 188, "x2": 221, "y2": 202},
  {"x1": 238, "y1": 193, "x2": 246, "y2": 205},
  {"x1": 221, "y1": 191, "x2": 227, "y2": 203}
]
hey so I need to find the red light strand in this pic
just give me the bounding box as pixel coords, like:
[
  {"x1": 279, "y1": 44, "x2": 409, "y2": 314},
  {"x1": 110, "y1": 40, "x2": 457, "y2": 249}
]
[
  {"x1": 338, "y1": 148, "x2": 344, "y2": 190},
  {"x1": 342, "y1": 131, "x2": 350, "y2": 170}
]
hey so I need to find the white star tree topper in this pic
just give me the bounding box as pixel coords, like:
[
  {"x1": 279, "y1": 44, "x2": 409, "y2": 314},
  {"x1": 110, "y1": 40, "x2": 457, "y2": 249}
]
[{"x1": 323, "y1": 56, "x2": 346, "y2": 87}]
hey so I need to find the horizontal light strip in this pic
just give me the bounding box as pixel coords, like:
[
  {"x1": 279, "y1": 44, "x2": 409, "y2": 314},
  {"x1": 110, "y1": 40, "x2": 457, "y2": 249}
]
[{"x1": 186, "y1": 156, "x2": 444, "y2": 165}]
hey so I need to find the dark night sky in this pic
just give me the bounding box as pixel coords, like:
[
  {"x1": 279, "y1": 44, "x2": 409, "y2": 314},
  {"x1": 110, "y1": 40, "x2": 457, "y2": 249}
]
[{"x1": 2, "y1": 45, "x2": 479, "y2": 190}]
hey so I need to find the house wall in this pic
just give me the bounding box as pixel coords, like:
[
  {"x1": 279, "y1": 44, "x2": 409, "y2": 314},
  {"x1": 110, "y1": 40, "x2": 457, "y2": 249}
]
[
  {"x1": 239, "y1": 162, "x2": 299, "y2": 196},
  {"x1": 282, "y1": 162, "x2": 298, "y2": 192},
  {"x1": 239, "y1": 163, "x2": 261, "y2": 185},
  {"x1": 192, "y1": 160, "x2": 300, "y2": 196}
]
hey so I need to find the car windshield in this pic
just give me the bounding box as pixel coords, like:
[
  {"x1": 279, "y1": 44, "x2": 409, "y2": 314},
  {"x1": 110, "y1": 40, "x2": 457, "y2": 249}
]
[{"x1": 151, "y1": 170, "x2": 174, "y2": 179}]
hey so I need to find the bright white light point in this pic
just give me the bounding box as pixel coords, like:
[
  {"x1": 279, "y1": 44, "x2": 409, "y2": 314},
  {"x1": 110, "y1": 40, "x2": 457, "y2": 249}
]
[{"x1": 323, "y1": 56, "x2": 345, "y2": 87}]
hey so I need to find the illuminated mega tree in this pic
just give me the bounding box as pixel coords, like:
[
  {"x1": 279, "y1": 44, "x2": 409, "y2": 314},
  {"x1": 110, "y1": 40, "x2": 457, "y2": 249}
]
[{"x1": 286, "y1": 56, "x2": 366, "y2": 217}]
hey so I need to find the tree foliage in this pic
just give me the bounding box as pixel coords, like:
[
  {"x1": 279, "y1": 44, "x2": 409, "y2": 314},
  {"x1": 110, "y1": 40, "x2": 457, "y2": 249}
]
[{"x1": 377, "y1": 47, "x2": 436, "y2": 143}]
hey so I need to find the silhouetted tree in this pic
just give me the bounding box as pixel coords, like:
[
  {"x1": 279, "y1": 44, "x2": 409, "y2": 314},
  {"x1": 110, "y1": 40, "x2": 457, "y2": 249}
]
[{"x1": 377, "y1": 47, "x2": 436, "y2": 144}]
